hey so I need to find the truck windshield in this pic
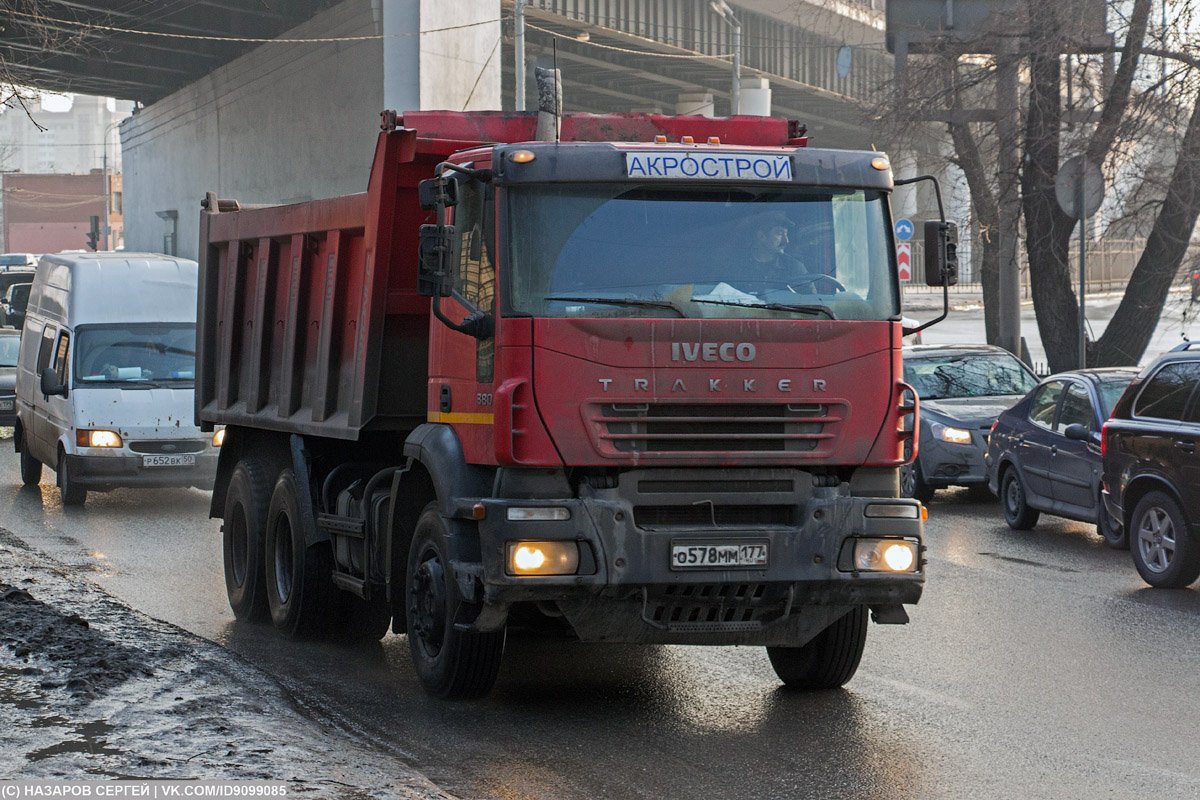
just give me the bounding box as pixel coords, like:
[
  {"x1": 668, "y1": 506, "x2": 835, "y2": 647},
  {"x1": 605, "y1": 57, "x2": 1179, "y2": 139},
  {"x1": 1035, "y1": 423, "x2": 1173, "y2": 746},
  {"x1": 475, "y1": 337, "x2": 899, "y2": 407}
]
[
  {"x1": 75, "y1": 323, "x2": 197, "y2": 385},
  {"x1": 507, "y1": 184, "x2": 897, "y2": 320}
]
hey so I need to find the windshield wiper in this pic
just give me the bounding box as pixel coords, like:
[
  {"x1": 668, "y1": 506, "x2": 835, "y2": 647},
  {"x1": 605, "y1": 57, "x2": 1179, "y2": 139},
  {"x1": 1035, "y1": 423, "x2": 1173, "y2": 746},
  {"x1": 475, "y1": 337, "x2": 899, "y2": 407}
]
[
  {"x1": 544, "y1": 296, "x2": 687, "y2": 318},
  {"x1": 689, "y1": 297, "x2": 837, "y2": 320}
]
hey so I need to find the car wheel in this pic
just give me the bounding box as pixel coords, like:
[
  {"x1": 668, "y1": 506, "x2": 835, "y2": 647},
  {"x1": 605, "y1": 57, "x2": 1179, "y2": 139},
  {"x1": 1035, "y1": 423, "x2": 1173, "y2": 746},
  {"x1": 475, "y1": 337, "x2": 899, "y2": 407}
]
[
  {"x1": 767, "y1": 605, "x2": 868, "y2": 690},
  {"x1": 222, "y1": 459, "x2": 273, "y2": 622},
  {"x1": 900, "y1": 462, "x2": 934, "y2": 503},
  {"x1": 1000, "y1": 467, "x2": 1038, "y2": 530},
  {"x1": 1130, "y1": 491, "x2": 1200, "y2": 589},
  {"x1": 1097, "y1": 489, "x2": 1128, "y2": 550},
  {"x1": 57, "y1": 449, "x2": 87, "y2": 507},
  {"x1": 17, "y1": 427, "x2": 42, "y2": 486},
  {"x1": 264, "y1": 468, "x2": 338, "y2": 638},
  {"x1": 406, "y1": 503, "x2": 505, "y2": 699}
]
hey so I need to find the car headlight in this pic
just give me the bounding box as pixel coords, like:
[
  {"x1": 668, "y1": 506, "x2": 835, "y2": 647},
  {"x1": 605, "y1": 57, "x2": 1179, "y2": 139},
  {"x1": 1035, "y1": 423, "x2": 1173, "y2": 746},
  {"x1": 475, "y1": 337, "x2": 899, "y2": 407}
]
[
  {"x1": 76, "y1": 429, "x2": 122, "y2": 447},
  {"x1": 931, "y1": 421, "x2": 972, "y2": 445}
]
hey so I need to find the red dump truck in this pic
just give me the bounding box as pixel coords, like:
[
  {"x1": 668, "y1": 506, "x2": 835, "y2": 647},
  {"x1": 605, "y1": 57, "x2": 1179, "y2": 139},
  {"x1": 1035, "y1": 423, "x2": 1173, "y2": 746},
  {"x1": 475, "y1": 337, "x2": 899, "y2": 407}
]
[{"x1": 198, "y1": 110, "x2": 956, "y2": 698}]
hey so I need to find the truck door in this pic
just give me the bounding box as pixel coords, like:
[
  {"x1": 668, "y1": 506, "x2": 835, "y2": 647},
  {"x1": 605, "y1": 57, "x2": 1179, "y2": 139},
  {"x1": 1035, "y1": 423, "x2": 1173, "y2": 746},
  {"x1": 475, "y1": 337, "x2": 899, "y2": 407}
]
[{"x1": 430, "y1": 174, "x2": 497, "y2": 461}]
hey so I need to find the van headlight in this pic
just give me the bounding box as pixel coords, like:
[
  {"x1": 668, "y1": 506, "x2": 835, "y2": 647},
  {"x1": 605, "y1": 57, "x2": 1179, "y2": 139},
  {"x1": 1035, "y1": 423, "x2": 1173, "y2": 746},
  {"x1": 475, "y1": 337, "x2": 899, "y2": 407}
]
[{"x1": 76, "y1": 429, "x2": 122, "y2": 448}]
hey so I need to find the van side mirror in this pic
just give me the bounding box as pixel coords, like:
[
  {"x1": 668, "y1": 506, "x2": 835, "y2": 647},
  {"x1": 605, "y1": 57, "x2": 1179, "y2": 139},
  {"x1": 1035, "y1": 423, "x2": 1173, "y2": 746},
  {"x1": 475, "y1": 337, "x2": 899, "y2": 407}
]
[
  {"x1": 924, "y1": 220, "x2": 959, "y2": 287},
  {"x1": 40, "y1": 368, "x2": 67, "y2": 398},
  {"x1": 417, "y1": 224, "x2": 457, "y2": 298}
]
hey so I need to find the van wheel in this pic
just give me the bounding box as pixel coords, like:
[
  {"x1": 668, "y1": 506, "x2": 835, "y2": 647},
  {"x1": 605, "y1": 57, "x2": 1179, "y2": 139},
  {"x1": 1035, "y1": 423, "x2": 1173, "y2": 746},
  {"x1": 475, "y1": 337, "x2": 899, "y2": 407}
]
[
  {"x1": 222, "y1": 459, "x2": 273, "y2": 622},
  {"x1": 767, "y1": 605, "x2": 868, "y2": 690},
  {"x1": 264, "y1": 468, "x2": 337, "y2": 638},
  {"x1": 406, "y1": 503, "x2": 505, "y2": 699},
  {"x1": 57, "y1": 450, "x2": 86, "y2": 506},
  {"x1": 17, "y1": 428, "x2": 41, "y2": 486}
]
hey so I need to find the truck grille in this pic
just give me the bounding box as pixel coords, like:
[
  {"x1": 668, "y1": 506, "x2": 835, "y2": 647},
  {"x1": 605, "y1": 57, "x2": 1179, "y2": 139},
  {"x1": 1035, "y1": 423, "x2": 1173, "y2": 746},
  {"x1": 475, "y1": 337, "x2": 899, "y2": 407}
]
[
  {"x1": 643, "y1": 583, "x2": 791, "y2": 633},
  {"x1": 128, "y1": 439, "x2": 207, "y2": 454},
  {"x1": 592, "y1": 402, "x2": 841, "y2": 455},
  {"x1": 634, "y1": 504, "x2": 793, "y2": 529}
]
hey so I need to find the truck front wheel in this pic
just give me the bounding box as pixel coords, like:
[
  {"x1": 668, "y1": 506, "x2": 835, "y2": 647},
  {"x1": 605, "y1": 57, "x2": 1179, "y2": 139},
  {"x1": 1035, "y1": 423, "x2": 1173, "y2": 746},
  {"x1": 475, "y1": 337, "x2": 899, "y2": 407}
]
[
  {"x1": 406, "y1": 503, "x2": 505, "y2": 699},
  {"x1": 222, "y1": 459, "x2": 272, "y2": 622},
  {"x1": 264, "y1": 468, "x2": 336, "y2": 638},
  {"x1": 766, "y1": 605, "x2": 868, "y2": 690}
]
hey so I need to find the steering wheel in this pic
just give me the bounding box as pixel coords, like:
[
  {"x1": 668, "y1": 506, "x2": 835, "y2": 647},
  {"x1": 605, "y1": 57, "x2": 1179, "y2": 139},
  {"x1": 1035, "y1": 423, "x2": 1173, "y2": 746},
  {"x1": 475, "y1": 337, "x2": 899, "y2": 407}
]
[{"x1": 785, "y1": 272, "x2": 846, "y2": 293}]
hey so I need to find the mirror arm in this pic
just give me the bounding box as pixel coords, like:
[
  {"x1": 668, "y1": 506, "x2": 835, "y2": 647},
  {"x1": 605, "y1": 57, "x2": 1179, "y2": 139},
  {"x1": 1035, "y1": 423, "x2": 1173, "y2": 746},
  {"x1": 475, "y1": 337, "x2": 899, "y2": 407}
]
[
  {"x1": 895, "y1": 173, "x2": 951, "y2": 334},
  {"x1": 432, "y1": 291, "x2": 494, "y2": 340}
]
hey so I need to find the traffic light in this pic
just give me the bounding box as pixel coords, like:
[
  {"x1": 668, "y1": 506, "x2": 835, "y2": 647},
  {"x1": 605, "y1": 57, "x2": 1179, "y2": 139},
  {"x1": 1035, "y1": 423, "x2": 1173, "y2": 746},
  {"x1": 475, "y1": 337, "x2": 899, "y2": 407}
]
[{"x1": 87, "y1": 215, "x2": 100, "y2": 251}]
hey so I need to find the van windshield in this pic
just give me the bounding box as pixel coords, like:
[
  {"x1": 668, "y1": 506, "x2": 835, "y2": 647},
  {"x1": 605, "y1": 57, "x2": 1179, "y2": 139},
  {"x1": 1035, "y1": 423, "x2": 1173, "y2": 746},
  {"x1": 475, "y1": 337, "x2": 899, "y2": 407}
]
[{"x1": 75, "y1": 324, "x2": 196, "y2": 385}]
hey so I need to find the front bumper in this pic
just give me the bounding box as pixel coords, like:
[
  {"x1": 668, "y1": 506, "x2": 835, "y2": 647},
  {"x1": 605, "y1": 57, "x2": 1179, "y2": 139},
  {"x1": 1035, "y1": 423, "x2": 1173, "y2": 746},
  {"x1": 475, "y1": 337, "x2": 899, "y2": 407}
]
[
  {"x1": 466, "y1": 471, "x2": 924, "y2": 646},
  {"x1": 918, "y1": 436, "x2": 989, "y2": 488},
  {"x1": 64, "y1": 453, "x2": 219, "y2": 490}
]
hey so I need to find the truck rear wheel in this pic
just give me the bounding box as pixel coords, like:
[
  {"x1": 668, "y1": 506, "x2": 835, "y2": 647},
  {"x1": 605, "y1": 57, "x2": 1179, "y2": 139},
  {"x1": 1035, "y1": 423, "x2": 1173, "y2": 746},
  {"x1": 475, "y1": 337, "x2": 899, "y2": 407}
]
[
  {"x1": 264, "y1": 468, "x2": 337, "y2": 638},
  {"x1": 406, "y1": 503, "x2": 504, "y2": 699},
  {"x1": 222, "y1": 459, "x2": 272, "y2": 622},
  {"x1": 767, "y1": 605, "x2": 868, "y2": 690}
]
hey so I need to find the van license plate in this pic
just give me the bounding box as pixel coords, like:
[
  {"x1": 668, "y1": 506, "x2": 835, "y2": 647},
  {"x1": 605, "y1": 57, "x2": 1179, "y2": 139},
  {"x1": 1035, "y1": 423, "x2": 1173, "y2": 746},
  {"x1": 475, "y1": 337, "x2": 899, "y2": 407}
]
[
  {"x1": 143, "y1": 454, "x2": 195, "y2": 467},
  {"x1": 671, "y1": 542, "x2": 768, "y2": 569},
  {"x1": 0, "y1": 399, "x2": 12, "y2": 411}
]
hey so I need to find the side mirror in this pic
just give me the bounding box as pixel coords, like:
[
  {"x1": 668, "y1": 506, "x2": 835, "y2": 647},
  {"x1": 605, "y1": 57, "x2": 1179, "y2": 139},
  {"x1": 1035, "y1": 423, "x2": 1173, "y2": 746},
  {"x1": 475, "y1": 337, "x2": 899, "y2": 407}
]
[
  {"x1": 1063, "y1": 423, "x2": 1090, "y2": 442},
  {"x1": 417, "y1": 224, "x2": 457, "y2": 298},
  {"x1": 40, "y1": 368, "x2": 67, "y2": 398},
  {"x1": 417, "y1": 177, "x2": 459, "y2": 211},
  {"x1": 924, "y1": 220, "x2": 959, "y2": 287}
]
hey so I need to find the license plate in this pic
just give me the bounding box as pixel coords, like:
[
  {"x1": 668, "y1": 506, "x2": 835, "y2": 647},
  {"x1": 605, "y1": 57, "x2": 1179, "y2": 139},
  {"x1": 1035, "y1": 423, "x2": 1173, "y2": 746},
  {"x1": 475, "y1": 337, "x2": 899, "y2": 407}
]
[
  {"x1": 671, "y1": 542, "x2": 768, "y2": 569},
  {"x1": 0, "y1": 398, "x2": 12, "y2": 411},
  {"x1": 143, "y1": 454, "x2": 195, "y2": 467}
]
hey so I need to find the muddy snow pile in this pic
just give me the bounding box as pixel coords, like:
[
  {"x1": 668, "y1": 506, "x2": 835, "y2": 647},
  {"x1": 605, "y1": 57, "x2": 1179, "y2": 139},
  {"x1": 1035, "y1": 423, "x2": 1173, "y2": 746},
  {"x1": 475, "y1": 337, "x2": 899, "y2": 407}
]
[{"x1": 0, "y1": 528, "x2": 452, "y2": 799}]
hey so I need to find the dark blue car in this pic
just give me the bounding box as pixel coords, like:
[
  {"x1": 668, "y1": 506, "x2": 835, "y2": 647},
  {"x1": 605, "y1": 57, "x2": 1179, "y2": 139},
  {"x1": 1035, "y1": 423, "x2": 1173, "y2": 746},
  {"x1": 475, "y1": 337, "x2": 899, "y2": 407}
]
[{"x1": 986, "y1": 368, "x2": 1138, "y2": 547}]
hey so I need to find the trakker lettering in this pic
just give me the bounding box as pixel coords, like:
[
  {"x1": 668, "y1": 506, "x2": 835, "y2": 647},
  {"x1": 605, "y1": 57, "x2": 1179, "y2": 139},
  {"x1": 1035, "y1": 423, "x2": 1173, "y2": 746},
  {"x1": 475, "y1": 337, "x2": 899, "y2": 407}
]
[
  {"x1": 625, "y1": 152, "x2": 793, "y2": 181},
  {"x1": 596, "y1": 375, "x2": 828, "y2": 393},
  {"x1": 671, "y1": 342, "x2": 756, "y2": 362}
]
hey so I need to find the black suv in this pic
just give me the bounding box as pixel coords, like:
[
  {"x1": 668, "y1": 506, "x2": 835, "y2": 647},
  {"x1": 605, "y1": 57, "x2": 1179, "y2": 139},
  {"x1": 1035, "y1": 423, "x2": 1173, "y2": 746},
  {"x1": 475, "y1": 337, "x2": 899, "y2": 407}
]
[{"x1": 1102, "y1": 343, "x2": 1200, "y2": 588}]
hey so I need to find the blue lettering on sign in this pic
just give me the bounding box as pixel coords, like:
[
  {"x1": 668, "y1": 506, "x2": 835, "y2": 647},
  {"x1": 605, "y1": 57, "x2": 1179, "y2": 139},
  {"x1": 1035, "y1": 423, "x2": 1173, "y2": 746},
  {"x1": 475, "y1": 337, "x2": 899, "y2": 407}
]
[{"x1": 625, "y1": 152, "x2": 792, "y2": 181}]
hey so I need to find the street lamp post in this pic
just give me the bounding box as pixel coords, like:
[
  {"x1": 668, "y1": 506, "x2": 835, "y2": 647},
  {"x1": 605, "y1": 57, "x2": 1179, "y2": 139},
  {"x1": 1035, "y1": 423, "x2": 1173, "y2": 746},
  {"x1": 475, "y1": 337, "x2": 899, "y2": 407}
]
[
  {"x1": 101, "y1": 119, "x2": 122, "y2": 251},
  {"x1": 710, "y1": 1, "x2": 741, "y2": 115}
]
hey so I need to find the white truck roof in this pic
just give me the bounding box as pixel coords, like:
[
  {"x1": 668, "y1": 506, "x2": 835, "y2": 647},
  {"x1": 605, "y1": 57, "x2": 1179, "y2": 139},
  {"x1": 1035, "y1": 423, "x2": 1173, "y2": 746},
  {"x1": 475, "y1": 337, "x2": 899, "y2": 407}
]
[{"x1": 29, "y1": 252, "x2": 199, "y2": 327}]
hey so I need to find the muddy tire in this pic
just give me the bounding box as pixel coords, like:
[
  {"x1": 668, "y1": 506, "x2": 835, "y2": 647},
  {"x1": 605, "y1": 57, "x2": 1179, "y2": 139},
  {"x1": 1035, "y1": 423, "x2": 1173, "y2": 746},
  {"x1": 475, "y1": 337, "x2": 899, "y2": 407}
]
[
  {"x1": 406, "y1": 503, "x2": 504, "y2": 699},
  {"x1": 222, "y1": 459, "x2": 273, "y2": 622},
  {"x1": 57, "y1": 449, "x2": 86, "y2": 507},
  {"x1": 1000, "y1": 467, "x2": 1038, "y2": 530},
  {"x1": 17, "y1": 427, "x2": 41, "y2": 486},
  {"x1": 767, "y1": 605, "x2": 868, "y2": 690},
  {"x1": 264, "y1": 468, "x2": 337, "y2": 638}
]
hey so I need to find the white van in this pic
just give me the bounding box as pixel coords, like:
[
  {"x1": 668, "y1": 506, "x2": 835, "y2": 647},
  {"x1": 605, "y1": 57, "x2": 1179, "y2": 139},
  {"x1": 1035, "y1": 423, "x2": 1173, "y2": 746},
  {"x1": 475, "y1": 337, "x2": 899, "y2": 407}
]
[{"x1": 13, "y1": 253, "x2": 220, "y2": 505}]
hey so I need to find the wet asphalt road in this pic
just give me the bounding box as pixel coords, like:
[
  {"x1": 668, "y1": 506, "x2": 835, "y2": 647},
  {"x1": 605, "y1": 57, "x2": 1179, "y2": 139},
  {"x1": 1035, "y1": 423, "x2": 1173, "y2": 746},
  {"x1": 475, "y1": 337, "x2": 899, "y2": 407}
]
[{"x1": 3, "y1": 443, "x2": 1200, "y2": 799}]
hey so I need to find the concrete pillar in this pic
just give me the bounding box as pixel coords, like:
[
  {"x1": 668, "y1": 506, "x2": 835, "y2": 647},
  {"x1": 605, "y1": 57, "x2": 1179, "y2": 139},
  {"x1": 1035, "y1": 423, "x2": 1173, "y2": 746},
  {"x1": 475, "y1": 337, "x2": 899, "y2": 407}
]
[
  {"x1": 739, "y1": 77, "x2": 771, "y2": 116},
  {"x1": 382, "y1": 0, "x2": 419, "y2": 113},
  {"x1": 384, "y1": 0, "x2": 501, "y2": 112},
  {"x1": 676, "y1": 92, "x2": 714, "y2": 117}
]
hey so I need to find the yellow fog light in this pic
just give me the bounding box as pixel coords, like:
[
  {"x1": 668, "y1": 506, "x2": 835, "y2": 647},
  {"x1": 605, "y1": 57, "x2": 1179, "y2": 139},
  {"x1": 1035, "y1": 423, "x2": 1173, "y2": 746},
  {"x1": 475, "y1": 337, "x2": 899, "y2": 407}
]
[
  {"x1": 506, "y1": 541, "x2": 580, "y2": 575},
  {"x1": 850, "y1": 538, "x2": 919, "y2": 573},
  {"x1": 212, "y1": 428, "x2": 226, "y2": 447},
  {"x1": 77, "y1": 429, "x2": 122, "y2": 447}
]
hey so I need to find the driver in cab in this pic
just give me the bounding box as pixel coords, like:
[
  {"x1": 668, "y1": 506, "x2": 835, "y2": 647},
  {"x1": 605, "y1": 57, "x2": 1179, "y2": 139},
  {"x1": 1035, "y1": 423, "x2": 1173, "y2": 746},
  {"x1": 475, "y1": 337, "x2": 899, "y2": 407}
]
[{"x1": 742, "y1": 211, "x2": 812, "y2": 292}]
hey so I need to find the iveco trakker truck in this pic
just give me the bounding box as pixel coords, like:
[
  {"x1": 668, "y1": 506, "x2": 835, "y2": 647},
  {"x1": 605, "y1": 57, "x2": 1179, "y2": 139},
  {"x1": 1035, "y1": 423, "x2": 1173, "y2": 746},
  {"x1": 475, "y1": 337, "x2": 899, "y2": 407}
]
[{"x1": 197, "y1": 110, "x2": 955, "y2": 698}]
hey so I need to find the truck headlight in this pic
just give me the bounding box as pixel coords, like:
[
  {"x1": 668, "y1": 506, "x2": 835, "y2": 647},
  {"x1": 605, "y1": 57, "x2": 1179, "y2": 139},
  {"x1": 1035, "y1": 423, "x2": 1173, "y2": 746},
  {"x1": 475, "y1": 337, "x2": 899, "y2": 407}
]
[
  {"x1": 931, "y1": 422, "x2": 972, "y2": 444},
  {"x1": 844, "y1": 538, "x2": 920, "y2": 573},
  {"x1": 212, "y1": 428, "x2": 225, "y2": 447},
  {"x1": 77, "y1": 429, "x2": 122, "y2": 447},
  {"x1": 506, "y1": 507, "x2": 570, "y2": 521},
  {"x1": 506, "y1": 541, "x2": 580, "y2": 575}
]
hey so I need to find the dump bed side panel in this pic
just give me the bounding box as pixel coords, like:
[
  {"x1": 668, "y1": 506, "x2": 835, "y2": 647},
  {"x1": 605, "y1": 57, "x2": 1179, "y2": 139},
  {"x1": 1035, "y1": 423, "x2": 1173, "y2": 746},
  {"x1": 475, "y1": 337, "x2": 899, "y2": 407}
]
[{"x1": 197, "y1": 128, "x2": 438, "y2": 440}]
